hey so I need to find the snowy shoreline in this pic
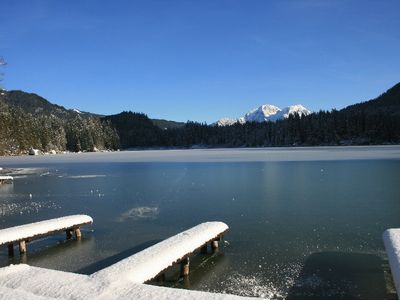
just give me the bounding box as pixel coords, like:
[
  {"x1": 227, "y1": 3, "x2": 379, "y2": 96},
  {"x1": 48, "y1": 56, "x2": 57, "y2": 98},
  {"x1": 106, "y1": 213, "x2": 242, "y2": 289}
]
[{"x1": 0, "y1": 145, "x2": 399, "y2": 165}]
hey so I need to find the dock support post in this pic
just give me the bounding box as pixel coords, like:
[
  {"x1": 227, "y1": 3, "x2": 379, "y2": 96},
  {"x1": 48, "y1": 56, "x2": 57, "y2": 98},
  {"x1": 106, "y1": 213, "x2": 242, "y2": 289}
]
[
  {"x1": 180, "y1": 257, "x2": 190, "y2": 277},
  {"x1": 200, "y1": 244, "x2": 208, "y2": 254},
  {"x1": 7, "y1": 243, "x2": 14, "y2": 256},
  {"x1": 211, "y1": 237, "x2": 220, "y2": 252},
  {"x1": 19, "y1": 240, "x2": 26, "y2": 254},
  {"x1": 74, "y1": 227, "x2": 82, "y2": 239}
]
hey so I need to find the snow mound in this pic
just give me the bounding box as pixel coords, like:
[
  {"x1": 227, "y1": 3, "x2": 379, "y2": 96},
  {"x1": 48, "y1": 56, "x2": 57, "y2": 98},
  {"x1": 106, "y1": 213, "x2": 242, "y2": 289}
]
[{"x1": 0, "y1": 264, "x2": 258, "y2": 299}]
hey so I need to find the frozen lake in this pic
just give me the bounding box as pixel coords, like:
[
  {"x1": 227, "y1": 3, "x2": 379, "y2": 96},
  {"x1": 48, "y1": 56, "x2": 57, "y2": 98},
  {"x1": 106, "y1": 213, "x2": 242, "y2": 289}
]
[{"x1": 1, "y1": 146, "x2": 400, "y2": 299}]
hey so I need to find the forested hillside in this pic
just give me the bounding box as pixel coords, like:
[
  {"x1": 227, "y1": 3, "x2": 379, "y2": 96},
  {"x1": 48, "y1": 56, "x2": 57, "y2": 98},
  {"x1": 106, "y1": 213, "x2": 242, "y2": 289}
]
[
  {"x1": 0, "y1": 82, "x2": 399, "y2": 155},
  {"x1": 0, "y1": 91, "x2": 119, "y2": 155}
]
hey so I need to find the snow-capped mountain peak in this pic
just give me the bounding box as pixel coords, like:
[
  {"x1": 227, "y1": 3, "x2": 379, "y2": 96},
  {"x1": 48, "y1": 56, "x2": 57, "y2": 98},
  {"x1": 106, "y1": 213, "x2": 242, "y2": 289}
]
[
  {"x1": 273, "y1": 104, "x2": 311, "y2": 121},
  {"x1": 244, "y1": 104, "x2": 281, "y2": 122},
  {"x1": 216, "y1": 118, "x2": 238, "y2": 126},
  {"x1": 216, "y1": 103, "x2": 311, "y2": 126}
]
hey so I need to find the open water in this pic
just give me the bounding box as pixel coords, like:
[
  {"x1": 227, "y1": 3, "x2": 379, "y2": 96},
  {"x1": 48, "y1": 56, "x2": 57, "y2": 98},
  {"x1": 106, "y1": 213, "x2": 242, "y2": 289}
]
[{"x1": 0, "y1": 147, "x2": 399, "y2": 299}]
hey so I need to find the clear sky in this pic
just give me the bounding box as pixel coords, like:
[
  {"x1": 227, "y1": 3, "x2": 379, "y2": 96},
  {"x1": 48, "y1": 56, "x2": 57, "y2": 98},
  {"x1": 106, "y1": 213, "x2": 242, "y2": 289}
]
[{"x1": 0, "y1": 0, "x2": 399, "y2": 123}]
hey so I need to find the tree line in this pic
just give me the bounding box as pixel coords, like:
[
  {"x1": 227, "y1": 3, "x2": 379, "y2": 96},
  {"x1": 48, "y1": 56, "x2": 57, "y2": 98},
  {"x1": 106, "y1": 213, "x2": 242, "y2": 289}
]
[{"x1": 0, "y1": 82, "x2": 399, "y2": 155}]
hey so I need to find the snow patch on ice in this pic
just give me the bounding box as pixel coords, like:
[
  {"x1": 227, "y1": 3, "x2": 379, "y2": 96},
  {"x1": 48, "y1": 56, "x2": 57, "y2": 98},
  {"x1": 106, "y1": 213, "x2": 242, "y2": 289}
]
[{"x1": 118, "y1": 206, "x2": 159, "y2": 221}]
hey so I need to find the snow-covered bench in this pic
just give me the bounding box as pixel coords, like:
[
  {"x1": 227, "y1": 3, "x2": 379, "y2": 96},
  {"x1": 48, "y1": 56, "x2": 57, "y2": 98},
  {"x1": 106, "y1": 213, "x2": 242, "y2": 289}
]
[
  {"x1": 383, "y1": 228, "x2": 400, "y2": 295},
  {"x1": 0, "y1": 215, "x2": 93, "y2": 256},
  {"x1": 92, "y1": 221, "x2": 228, "y2": 283}
]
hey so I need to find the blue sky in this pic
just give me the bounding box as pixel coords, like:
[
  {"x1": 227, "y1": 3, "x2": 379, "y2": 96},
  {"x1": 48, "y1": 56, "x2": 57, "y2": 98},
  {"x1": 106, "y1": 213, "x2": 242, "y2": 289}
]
[{"x1": 0, "y1": 0, "x2": 399, "y2": 123}]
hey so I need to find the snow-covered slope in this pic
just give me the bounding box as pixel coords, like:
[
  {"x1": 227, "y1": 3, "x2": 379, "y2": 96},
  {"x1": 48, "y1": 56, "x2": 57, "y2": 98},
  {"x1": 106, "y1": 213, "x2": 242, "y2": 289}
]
[
  {"x1": 216, "y1": 104, "x2": 311, "y2": 126},
  {"x1": 244, "y1": 104, "x2": 281, "y2": 122},
  {"x1": 216, "y1": 117, "x2": 245, "y2": 126}
]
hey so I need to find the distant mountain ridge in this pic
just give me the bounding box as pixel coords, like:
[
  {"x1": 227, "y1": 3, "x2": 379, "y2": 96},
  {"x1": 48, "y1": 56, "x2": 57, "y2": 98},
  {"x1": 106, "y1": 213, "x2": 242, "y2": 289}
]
[
  {"x1": 217, "y1": 104, "x2": 311, "y2": 126},
  {"x1": 1, "y1": 90, "x2": 181, "y2": 129},
  {"x1": 1, "y1": 90, "x2": 97, "y2": 118}
]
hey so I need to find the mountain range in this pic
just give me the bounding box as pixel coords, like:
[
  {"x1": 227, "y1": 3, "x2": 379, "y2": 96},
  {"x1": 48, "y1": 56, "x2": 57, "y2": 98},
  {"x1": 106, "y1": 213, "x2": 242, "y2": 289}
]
[{"x1": 217, "y1": 104, "x2": 311, "y2": 126}]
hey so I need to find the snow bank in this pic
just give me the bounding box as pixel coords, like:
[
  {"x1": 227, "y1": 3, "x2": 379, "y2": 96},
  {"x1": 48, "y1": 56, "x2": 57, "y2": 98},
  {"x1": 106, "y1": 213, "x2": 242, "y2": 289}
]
[
  {"x1": 0, "y1": 264, "x2": 259, "y2": 299},
  {"x1": 383, "y1": 228, "x2": 400, "y2": 294},
  {"x1": 92, "y1": 221, "x2": 228, "y2": 284},
  {"x1": 0, "y1": 215, "x2": 93, "y2": 245}
]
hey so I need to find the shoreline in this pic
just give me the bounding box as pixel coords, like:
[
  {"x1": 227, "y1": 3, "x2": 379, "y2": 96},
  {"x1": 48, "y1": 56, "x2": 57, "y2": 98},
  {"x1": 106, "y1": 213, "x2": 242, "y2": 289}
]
[{"x1": 0, "y1": 145, "x2": 399, "y2": 165}]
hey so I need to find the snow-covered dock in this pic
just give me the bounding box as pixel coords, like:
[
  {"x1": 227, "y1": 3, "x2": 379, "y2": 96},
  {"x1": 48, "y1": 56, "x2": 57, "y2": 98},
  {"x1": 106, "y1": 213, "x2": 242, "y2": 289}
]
[
  {"x1": 93, "y1": 221, "x2": 228, "y2": 283},
  {"x1": 0, "y1": 215, "x2": 93, "y2": 256},
  {"x1": 0, "y1": 175, "x2": 13, "y2": 184},
  {"x1": 383, "y1": 228, "x2": 400, "y2": 295},
  {"x1": 0, "y1": 221, "x2": 257, "y2": 299}
]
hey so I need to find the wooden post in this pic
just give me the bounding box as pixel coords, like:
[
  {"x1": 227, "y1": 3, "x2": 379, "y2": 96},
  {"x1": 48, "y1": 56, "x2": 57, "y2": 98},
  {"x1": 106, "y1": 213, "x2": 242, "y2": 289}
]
[
  {"x1": 183, "y1": 275, "x2": 190, "y2": 288},
  {"x1": 7, "y1": 243, "x2": 14, "y2": 256},
  {"x1": 20, "y1": 253, "x2": 27, "y2": 264},
  {"x1": 211, "y1": 238, "x2": 219, "y2": 252},
  {"x1": 19, "y1": 240, "x2": 26, "y2": 254},
  {"x1": 74, "y1": 227, "x2": 82, "y2": 239},
  {"x1": 180, "y1": 257, "x2": 190, "y2": 277},
  {"x1": 200, "y1": 244, "x2": 208, "y2": 254},
  {"x1": 66, "y1": 229, "x2": 73, "y2": 239}
]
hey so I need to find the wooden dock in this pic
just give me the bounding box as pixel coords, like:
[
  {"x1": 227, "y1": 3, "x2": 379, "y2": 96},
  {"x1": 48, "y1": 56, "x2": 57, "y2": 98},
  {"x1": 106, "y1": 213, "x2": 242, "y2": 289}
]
[
  {"x1": 92, "y1": 221, "x2": 228, "y2": 283},
  {"x1": 0, "y1": 215, "x2": 93, "y2": 256},
  {"x1": 0, "y1": 175, "x2": 13, "y2": 184},
  {"x1": 0, "y1": 221, "x2": 255, "y2": 299}
]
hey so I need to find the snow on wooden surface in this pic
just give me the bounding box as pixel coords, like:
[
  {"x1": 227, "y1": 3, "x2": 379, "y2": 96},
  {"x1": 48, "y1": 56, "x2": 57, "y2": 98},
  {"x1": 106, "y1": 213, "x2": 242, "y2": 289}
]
[
  {"x1": 0, "y1": 176, "x2": 13, "y2": 180},
  {"x1": 0, "y1": 221, "x2": 261, "y2": 299},
  {"x1": 0, "y1": 215, "x2": 93, "y2": 245},
  {"x1": 383, "y1": 228, "x2": 400, "y2": 294},
  {"x1": 93, "y1": 221, "x2": 229, "y2": 284},
  {"x1": 0, "y1": 263, "x2": 259, "y2": 299}
]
